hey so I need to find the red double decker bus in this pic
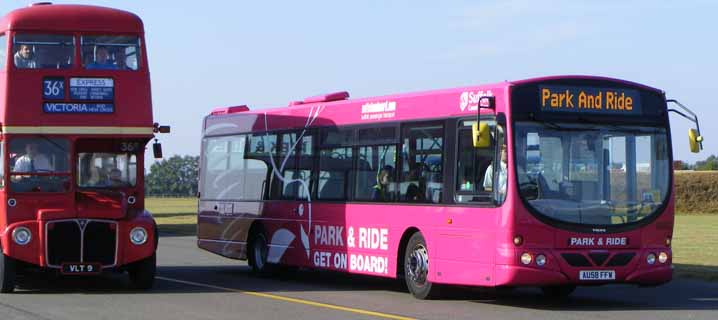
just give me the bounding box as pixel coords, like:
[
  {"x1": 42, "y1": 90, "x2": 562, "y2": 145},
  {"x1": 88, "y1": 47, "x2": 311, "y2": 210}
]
[{"x1": 0, "y1": 3, "x2": 167, "y2": 293}]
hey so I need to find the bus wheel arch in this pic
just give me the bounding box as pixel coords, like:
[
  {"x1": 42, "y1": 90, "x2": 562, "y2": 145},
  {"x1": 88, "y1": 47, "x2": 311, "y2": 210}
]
[
  {"x1": 0, "y1": 244, "x2": 17, "y2": 293},
  {"x1": 396, "y1": 227, "x2": 420, "y2": 278}
]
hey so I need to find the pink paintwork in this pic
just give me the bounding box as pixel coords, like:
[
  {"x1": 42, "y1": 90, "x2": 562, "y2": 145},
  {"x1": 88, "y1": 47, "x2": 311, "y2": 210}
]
[{"x1": 198, "y1": 75, "x2": 674, "y2": 289}]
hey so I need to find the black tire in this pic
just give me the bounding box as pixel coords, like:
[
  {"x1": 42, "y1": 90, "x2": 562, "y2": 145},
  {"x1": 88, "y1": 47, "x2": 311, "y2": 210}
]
[
  {"x1": 0, "y1": 250, "x2": 16, "y2": 293},
  {"x1": 541, "y1": 285, "x2": 576, "y2": 299},
  {"x1": 248, "y1": 231, "x2": 273, "y2": 274},
  {"x1": 128, "y1": 253, "x2": 156, "y2": 290},
  {"x1": 404, "y1": 232, "x2": 440, "y2": 299}
]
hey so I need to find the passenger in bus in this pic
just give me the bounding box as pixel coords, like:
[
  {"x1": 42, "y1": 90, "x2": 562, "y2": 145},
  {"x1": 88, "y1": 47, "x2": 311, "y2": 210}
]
[
  {"x1": 483, "y1": 144, "x2": 507, "y2": 201},
  {"x1": 405, "y1": 166, "x2": 426, "y2": 202},
  {"x1": 14, "y1": 44, "x2": 37, "y2": 69},
  {"x1": 372, "y1": 166, "x2": 394, "y2": 201},
  {"x1": 86, "y1": 46, "x2": 118, "y2": 70},
  {"x1": 14, "y1": 142, "x2": 52, "y2": 172},
  {"x1": 108, "y1": 168, "x2": 127, "y2": 187},
  {"x1": 115, "y1": 49, "x2": 128, "y2": 70}
]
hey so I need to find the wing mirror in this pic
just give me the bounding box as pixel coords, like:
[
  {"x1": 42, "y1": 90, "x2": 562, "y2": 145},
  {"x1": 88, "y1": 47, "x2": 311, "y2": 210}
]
[
  {"x1": 472, "y1": 122, "x2": 491, "y2": 148},
  {"x1": 688, "y1": 128, "x2": 703, "y2": 153},
  {"x1": 474, "y1": 96, "x2": 495, "y2": 148}
]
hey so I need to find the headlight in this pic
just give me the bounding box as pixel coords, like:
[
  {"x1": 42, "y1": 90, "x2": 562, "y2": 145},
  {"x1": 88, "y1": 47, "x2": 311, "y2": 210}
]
[
  {"x1": 536, "y1": 254, "x2": 547, "y2": 266},
  {"x1": 646, "y1": 253, "x2": 656, "y2": 265},
  {"x1": 12, "y1": 227, "x2": 32, "y2": 245},
  {"x1": 130, "y1": 227, "x2": 148, "y2": 245},
  {"x1": 658, "y1": 252, "x2": 669, "y2": 264},
  {"x1": 520, "y1": 253, "x2": 532, "y2": 265}
]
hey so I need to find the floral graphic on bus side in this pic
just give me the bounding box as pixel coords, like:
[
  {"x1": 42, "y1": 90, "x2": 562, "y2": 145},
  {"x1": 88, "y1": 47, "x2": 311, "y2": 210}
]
[{"x1": 263, "y1": 105, "x2": 325, "y2": 262}]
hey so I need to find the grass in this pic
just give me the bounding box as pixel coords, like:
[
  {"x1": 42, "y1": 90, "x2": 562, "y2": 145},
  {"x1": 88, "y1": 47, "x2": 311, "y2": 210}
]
[
  {"x1": 145, "y1": 197, "x2": 718, "y2": 280},
  {"x1": 146, "y1": 197, "x2": 197, "y2": 236},
  {"x1": 672, "y1": 215, "x2": 718, "y2": 280}
]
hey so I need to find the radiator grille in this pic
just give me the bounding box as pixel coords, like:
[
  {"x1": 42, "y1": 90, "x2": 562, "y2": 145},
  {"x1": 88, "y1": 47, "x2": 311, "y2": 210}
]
[{"x1": 46, "y1": 220, "x2": 117, "y2": 268}]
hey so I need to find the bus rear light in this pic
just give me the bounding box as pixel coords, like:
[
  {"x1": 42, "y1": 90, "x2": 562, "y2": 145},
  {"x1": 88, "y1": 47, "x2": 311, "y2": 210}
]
[
  {"x1": 520, "y1": 253, "x2": 532, "y2": 265},
  {"x1": 646, "y1": 253, "x2": 657, "y2": 265},
  {"x1": 658, "y1": 252, "x2": 669, "y2": 264},
  {"x1": 536, "y1": 254, "x2": 547, "y2": 266},
  {"x1": 12, "y1": 227, "x2": 32, "y2": 245},
  {"x1": 513, "y1": 235, "x2": 523, "y2": 246},
  {"x1": 665, "y1": 237, "x2": 671, "y2": 247}
]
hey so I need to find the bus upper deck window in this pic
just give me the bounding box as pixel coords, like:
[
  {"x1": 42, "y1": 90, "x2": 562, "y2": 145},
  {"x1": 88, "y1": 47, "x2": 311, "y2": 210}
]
[
  {"x1": 81, "y1": 35, "x2": 141, "y2": 71},
  {"x1": 12, "y1": 34, "x2": 74, "y2": 69}
]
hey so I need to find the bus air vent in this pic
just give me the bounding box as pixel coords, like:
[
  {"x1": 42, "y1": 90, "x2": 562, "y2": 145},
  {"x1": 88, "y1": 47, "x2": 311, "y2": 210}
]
[
  {"x1": 210, "y1": 105, "x2": 249, "y2": 115},
  {"x1": 560, "y1": 253, "x2": 592, "y2": 267},
  {"x1": 30, "y1": 2, "x2": 53, "y2": 6},
  {"x1": 288, "y1": 101, "x2": 304, "y2": 106},
  {"x1": 588, "y1": 252, "x2": 610, "y2": 266},
  {"x1": 303, "y1": 91, "x2": 349, "y2": 103},
  {"x1": 605, "y1": 252, "x2": 636, "y2": 267}
]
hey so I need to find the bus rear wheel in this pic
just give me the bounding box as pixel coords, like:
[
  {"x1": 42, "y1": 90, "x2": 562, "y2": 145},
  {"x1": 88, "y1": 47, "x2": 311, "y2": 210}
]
[
  {"x1": 0, "y1": 250, "x2": 16, "y2": 293},
  {"x1": 404, "y1": 232, "x2": 440, "y2": 299},
  {"x1": 248, "y1": 231, "x2": 272, "y2": 274},
  {"x1": 541, "y1": 285, "x2": 576, "y2": 299},
  {"x1": 128, "y1": 253, "x2": 156, "y2": 290}
]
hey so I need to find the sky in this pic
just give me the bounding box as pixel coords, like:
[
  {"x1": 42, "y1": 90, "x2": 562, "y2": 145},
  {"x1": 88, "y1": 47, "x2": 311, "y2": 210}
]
[{"x1": 1, "y1": 0, "x2": 717, "y2": 165}]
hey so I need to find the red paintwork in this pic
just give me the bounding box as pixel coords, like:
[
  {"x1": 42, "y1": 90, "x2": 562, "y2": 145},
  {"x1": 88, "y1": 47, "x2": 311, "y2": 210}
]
[{"x1": 0, "y1": 4, "x2": 157, "y2": 272}]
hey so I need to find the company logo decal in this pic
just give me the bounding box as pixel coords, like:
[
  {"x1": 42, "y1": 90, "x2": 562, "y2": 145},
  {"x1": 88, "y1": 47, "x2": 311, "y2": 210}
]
[
  {"x1": 460, "y1": 90, "x2": 493, "y2": 111},
  {"x1": 361, "y1": 101, "x2": 396, "y2": 121}
]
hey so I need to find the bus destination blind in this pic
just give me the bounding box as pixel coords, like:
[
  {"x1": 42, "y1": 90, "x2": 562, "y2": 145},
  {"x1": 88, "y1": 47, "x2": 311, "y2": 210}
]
[
  {"x1": 69, "y1": 77, "x2": 114, "y2": 101},
  {"x1": 43, "y1": 103, "x2": 114, "y2": 114},
  {"x1": 539, "y1": 85, "x2": 642, "y2": 115}
]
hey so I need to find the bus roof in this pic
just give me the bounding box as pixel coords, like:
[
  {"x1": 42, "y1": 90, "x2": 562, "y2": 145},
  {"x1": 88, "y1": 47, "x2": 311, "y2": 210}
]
[
  {"x1": 202, "y1": 75, "x2": 666, "y2": 135},
  {"x1": 0, "y1": 3, "x2": 144, "y2": 33}
]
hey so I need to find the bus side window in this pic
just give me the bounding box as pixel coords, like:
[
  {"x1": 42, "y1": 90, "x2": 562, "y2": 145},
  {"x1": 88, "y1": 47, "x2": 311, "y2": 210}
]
[
  {"x1": 399, "y1": 123, "x2": 444, "y2": 204},
  {"x1": 354, "y1": 144, "x2": 397, "y2": 202},
  {"x1": 276, "y1": 131, "x2": 313, "y2": 200},
  {"x1": 317, "y1": 147, "x2": 352, "y2": 200},
  {"x1": 0, "y1": 34, "x2": 6, "y2": 70},
  {"x1": 455, "y1": 119, "x2": 496, "y2": 203}
]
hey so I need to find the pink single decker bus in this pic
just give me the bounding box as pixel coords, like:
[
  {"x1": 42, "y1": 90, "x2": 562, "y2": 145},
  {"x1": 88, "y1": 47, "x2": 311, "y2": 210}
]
[{"x1": 197, "y1": 75, "x2": 703, "y2": 299}]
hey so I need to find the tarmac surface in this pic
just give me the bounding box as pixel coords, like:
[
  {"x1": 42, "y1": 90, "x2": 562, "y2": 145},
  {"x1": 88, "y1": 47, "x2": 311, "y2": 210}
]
[{"x1": 1, "y1": 235, "x2": 716, "y2": 320}]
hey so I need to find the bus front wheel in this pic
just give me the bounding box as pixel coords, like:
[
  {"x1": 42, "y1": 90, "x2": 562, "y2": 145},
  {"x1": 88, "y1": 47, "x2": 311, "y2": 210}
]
[
  {"x1": 128, "y1": 253, "x2": 156, "y2": 290},
  {"x1": 0, "y1": 249, "x2": 16, "y2": 293},
  {"x1": 404, "y1": 232, "x2": 440, "y2": 299}
]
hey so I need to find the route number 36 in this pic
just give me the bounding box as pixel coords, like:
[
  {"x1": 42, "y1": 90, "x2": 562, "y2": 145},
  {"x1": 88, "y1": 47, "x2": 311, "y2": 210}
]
[
  {"x1": 120, "y1": 142, "x2": 141, "y2": 152},
  {"x1": 43, "y1": 79, "x2": 65, "y2": 99}
]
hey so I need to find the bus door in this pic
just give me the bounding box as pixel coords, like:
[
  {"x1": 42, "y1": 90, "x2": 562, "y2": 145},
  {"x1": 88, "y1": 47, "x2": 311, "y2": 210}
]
[{"x1": 438, "y1": 117, "x2": 506, "y2": 271}]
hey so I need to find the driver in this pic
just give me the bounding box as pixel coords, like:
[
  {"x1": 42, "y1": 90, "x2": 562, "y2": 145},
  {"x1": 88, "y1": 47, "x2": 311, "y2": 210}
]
[
  {"x1": 108, "y1": 168, "x2": 126, "y2": 187},
  {"x1": 14, "y1": 142, "x2": 53, "y2": 172}
]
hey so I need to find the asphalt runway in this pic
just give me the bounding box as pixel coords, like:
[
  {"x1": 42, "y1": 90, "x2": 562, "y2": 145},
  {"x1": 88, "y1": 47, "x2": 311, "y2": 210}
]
[{"x1": 1, "y1": 235, "x2": 716, "y2": 320}]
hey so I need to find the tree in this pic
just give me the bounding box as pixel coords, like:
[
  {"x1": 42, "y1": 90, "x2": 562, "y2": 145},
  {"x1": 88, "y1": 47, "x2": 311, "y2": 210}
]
[
  {"x1": 673, "y1": 160, "x2": 689, "y2": 170},
  {"x1": 145, "y1": 155, "x2": 199, "y2": 196},
  {"x1": 694, "y1": 155, "x2": 718, "y2": 171}
]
